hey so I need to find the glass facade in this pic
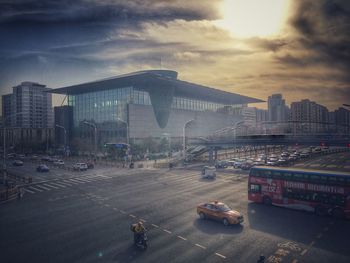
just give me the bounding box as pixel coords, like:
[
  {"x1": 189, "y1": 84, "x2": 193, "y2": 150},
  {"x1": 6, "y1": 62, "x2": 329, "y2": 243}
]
[{"x1": 68, "y1": 86, "x2": 237, "y2": 127}]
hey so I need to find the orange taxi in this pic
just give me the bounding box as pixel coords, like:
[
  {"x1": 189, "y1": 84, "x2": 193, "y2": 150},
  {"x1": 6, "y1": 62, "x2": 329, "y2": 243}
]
[{"x1": 197, "y1": 201, "x2": 244, "y2": 226}]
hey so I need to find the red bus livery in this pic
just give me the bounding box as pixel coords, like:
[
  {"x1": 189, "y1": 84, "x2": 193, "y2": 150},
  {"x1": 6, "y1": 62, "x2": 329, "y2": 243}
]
[{"x1": 248, "y1": 166, "x2": 350, "y2": 218}]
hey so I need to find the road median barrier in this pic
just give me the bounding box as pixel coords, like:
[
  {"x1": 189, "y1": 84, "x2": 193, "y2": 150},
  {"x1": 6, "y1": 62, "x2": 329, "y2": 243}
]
[{"x1": 0, "y1": 186, "x2": 18, "y2": 204}]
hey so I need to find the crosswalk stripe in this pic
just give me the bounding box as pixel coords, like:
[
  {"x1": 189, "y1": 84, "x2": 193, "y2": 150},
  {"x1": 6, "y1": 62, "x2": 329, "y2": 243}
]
[
  {"x1": 36, "y1": 184, "x2": 51, "y2": 191},
  {"x1": 72, "y1": 178, "x2": 92, "y2": 183},
  {"x1": 56, "y1": 181, "x2": 73, "y2": 186},
  {"x1": 49, "y1": 182, "x2": 66, "y2": 188},
  {"x1": 24, "y1": 188, "x2": 35, "y2": 194},
  {"x1": 43, "y1": 183, "x2": 59, "y2": 189},
  {"x1": 66, "y1": 179, "x2": 82, "y2": 184},
  {"x1": 28, "y1": 186, "x2": 43, "y2": 192}
]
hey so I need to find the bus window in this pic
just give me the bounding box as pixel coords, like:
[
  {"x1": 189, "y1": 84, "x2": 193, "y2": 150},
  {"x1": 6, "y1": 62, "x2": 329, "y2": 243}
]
[
  {"x1": 284, "y1": 172, "x2": 292, "y2": 180},
  {"x1": 249, "y1": 184, "x2": 261, "y2": 193},
  {"x1": 272, "y1": 171, "x2": 282, "y2": 179},
  {"x1": 263, "y1": 170, "x2": 272, "y2": 178},
  {"x1": 293, "y1": 173, "x2": 308, "y2": 181},
  {"x1": 328, "y1": 176, "x2": 337, "y2": 185},
  {"x1": 250, "y1": 169, "x2": 260, "y2": 177},
  {"x1": 346, "y1": 177, "x2": 350, "y2": 186},
  {"x1": 337, "y1": 177, "x2": 345, "y2": 185},
  {"x1": 310, "y1": 174, "x2": 321, "y2": 183},
  {"x1": 319, "y1": 175, "x2": 327, "y2": 184}
]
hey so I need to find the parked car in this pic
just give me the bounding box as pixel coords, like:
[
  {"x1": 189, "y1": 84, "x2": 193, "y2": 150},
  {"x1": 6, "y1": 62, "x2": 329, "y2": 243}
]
[
  {"x1": 277, "y1": 158, "x2": 288, "y2": 166},
  {"x1": 37, "y1": 164, "x2": 49, "y2": 172},
  {"x1": 233, "y1": 159, "x2": 245, "y2": 169},
  {"x1": 300, "y1": 152, "x2": 310, "y2": 158},
  {"x1": 197, "y1": 200, "x2": 244, "y2": 226},
  {"x1": 30, "y1": 155, "x2": 39, "y2": 160},
  {"x1": 7, "y1": 153, "x2": 16, "y2": 159},
  {"x1": 201, "y1": 166, "x2": 216, "y2": 179},
  {"x1": 41, "y1": 156, "x2": 51, "y2": 161},
  {"x1": 53, "y1": 160, "x2": 65, "y2": 167},
  {"x1": 12, "y1": 160, "x2": 24, "y2": 166},
  {"x1": 73, "y1": 163, "x2": 88, "y2": 171},
  {"x1": 241, "y1": 161, "x2": 254, "y2": 170}
]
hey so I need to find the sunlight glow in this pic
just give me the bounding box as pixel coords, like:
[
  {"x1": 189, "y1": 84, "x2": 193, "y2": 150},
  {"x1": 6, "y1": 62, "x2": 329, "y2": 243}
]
[{"x1": 215, "y1": 0, "x2": 290, "y2": 38}]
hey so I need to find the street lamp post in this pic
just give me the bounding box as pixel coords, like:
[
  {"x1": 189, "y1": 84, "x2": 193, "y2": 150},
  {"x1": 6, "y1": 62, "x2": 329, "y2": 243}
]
[
  {"x1": 116, "y1": 118, "x2": 129, "y2": 145},
  {"x1": 183, "y1": 119, "x2": 194, "y2": 161},
  {"x1": 83, "y1": 121, "x2": 97, "y2": 157},
  {"x1": 55, "y1": 124, "x2": 67, "y2": 155}
]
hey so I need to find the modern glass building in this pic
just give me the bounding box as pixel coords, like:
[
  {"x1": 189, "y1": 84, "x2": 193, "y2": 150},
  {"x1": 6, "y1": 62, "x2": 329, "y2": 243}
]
[{"x1": 50, "y1": 70, "x2": 263, "y2": 149}]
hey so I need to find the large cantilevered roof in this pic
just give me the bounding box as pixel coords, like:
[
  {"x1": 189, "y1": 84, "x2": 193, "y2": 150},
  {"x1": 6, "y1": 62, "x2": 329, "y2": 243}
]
[{"x1": 49, "y1": 70, "x2": 263, "y2": 105}]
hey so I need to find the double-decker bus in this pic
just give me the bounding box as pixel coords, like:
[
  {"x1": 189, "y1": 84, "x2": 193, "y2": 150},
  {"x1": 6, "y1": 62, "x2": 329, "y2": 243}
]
[{"x1": 248, "y1": 166, "x2": 350, "y2": 219}]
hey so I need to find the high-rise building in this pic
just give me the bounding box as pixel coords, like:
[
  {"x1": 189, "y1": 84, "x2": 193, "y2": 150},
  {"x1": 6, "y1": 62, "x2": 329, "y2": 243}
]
[
  {"x1": 333, "y1": 107, "x2": 350, "y2": 134},
  {"x1": 290, "y1": 99, "x2": 329, "y2": 134},
  {"x1": 267, "y1": 94, "x2": 288, "y2": 122},
  {"x1": 1, "y1": 82, "x2": 54, "y2": 151}
]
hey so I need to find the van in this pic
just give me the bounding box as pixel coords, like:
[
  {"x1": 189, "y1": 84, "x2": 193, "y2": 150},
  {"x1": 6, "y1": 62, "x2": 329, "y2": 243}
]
[{"x1": 201, "y1": 166, "x2": 216, "y2": 179}]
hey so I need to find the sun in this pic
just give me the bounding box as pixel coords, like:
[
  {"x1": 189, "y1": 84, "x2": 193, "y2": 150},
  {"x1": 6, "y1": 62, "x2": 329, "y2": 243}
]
[{"x1": 215, "y1": 0, "x2": 290, "y2": 38}]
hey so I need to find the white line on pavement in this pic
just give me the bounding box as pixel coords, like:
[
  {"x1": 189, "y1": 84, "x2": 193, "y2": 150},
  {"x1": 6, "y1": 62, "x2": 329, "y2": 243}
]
[
  {"x1": 129, "y1": 214, "x2": 136, "y2": 218},
  {"x1": 24, "y1": 188, "x2": 35, "y2": 194},
  {"x1": 300, "y1": 249, "x2": 308, "y2": 256},
  {"x1": 49, "y1": 182, "x2": 66, "y2": 188},
  {"x1": 151, "y1": 224, "x2": 159, "y2": 228},
  {"x1": 177, "y1": 236, "x2": 187, "y2": 241},
  {"x1": 317, "y1": 233, "x2": 323, "y2": 239},
  {"x1": 43, "y1": 183, "x2": 59, "y2": 189},
  {"x1": 28, "y1": 186, "x2": 43, "y2": 192},
  {"x1": 36, "y1": 184, "x2": 51, "y2": 191},
  {"x1": 195, "y1": 244, "x2": 206, "y2": 249},
  {"x1": 163, "y1": 229, "x2": 172, "y2": 234},
  {"x1": 215, "y1": 253, "x2": 226, "y2": 259}
]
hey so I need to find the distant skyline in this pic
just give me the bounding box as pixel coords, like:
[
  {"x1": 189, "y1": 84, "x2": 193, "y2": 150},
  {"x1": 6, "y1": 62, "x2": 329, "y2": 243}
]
[{"x1": 0, "y1": 0, "x2": 349, "y2": 110}]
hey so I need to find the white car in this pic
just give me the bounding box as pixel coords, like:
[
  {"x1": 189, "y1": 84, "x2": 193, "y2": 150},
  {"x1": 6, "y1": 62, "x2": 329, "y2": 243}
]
[
  {"x1": 73, "y1": 163, "x2": 88, "y2": 171},
  {"x1": 201, "y1": 166, "x2": 216, "y2": 179},
  {"x1": 54, "y1": 160, "x2": 65, "y2": 166}
]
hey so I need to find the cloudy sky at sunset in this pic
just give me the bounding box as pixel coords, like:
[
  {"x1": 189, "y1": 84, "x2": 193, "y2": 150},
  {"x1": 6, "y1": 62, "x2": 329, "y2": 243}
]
[{"x1": 0, "y1": 0, "x2": 349, "y2": 110}]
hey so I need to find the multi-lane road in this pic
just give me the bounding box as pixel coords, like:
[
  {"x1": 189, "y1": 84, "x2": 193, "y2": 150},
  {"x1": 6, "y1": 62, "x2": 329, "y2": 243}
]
[{"x1": 1, "y1": 152, "x2": 349, "y2": 263}]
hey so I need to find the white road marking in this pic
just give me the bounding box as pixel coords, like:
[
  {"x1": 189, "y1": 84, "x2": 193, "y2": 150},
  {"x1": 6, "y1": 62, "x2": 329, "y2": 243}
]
[
  {"x1": 24, "y1": 188, "x2": 35, "y2": 194},
  {"x1": 120, "y1": 210, "x2": 126, "y2": 214},
  {"x1": 50, "y1": 182, "x2": 67, "y2": 188},
  {"x1": 104, "y1": 204, "x2": 110, "y2": 207},
  {"x1": 66, "y1": 179, "x2": 80, "y2": 184},
  {"x1": 36, "y1": 184, "x2": 51, "y2": 191},
  {"x1": 317, "y1": 233, "x2": 323, "y2": 239},
  {"x1": 43, "y1": 183, "x2": 59, "y2": 189},
  {"x1": 163, "y1": 229, "x2": 172, "y2": 234},
  {"x1": 177, "y1": 235, "x2": 187, "y2": 241},
  {"x1": 139, "y1": 219, "x2": 146, "y2": 222},
  {"x1": 215, "y1": 253, "x2": 226, "y2": 259},
  {"x1": 151, "y1": 224, "x2": 159, "y2": 228},
  {"x1": 57, "y1": 181, "x2": 73, "y2": 186},
  {"x1": 195, "y1": 244, "x2": 206, "y2": 249},
  {"x1": 129, "y1": 214, "x2": 136, "y2": 218},
  {"x1": 28, "y1": 186, "x2": 43, "y2": 192},
  {"x1": 309, "y1": 241, "x2": 315, "y2": 247},
  {"x1": 300, "y1": 249, "x2": 308, "y2": 256}
]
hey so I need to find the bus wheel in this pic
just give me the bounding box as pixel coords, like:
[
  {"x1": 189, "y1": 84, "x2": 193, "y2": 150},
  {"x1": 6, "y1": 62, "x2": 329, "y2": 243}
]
[
  {"x1": 262, "y1": 196, "x2": 272, "y2": 206},
  {"x1": 315, "y1": 206, "x2": 327, "y2": 216},
  {"x1": 332, "y1": 208, "x2": 344, "y2": 219}
]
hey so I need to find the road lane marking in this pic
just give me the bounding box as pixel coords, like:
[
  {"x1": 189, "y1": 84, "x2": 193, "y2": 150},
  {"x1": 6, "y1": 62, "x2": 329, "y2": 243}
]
[
  {"x1": 151, "y1": 224, "x2": 159, "y2": 228},
  {"x1": 163, "y1": 229, "x2": 172, "y2": 234},
  {"x1": 139, "y1": 218, "x2": 146, "y2": 222},
  {"x1": 195, "y1": 244, "x2": 206, "y2": 249},
  {"x1": 28, "y1": 186, "x2": 43, "y2": 192},
  {"x1": 43, "y1": 183, "x2": 59, "y2": 189},
  {"x1": 113, "y1": 208, "x2": 118, "y2": 211},
  {"x1": 317, "y1": 233, "x2": 323, "y2": 239},
  {"x1": 120, "y1": 210, "x2": 126, "y2": 214},
  {"x1": 215, "y1": 253, "x2": 226, "y2": 259},
  {"x1": 36, "y1": 185, "x2": 51, "y2": 191},
  {"x1": 104, "y1": 204, "x2": 110, "y2": 207},
  {"x1": 129, "y1": 214, "x2": 136, "y2": 218},
  {"x1": 57, "y1": 182, "x2": 73, "y2": 186},
  {"x1": 24, "y1": 188, "x2": 35, "y2": 194},
  {"x1": 177, "y1": 235, "x2": 187, "y2": 241},
  {"x1": 49, "y1": 182, "x2": 66, "y2": 188},
  {"x1": 300, "y1": 249, "x2": 308, "y2": 256},
  {"x1": 309, "y1": 241, "x2": 315, "y2": 247}
]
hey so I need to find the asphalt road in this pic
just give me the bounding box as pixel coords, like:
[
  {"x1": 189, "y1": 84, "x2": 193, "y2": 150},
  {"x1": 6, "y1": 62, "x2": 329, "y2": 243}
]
[{"x1": 1, "y1": 156, "x2": 350, "y2": 263}]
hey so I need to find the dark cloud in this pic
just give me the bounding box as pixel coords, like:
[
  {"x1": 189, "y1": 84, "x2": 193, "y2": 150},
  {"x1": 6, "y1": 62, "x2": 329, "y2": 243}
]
[
  {"x1": 246, "y1": 37, "x2": 289, "y2": 52},
  {"x1": 289, "y1": 0, "x2": 350, "y2": 71}
]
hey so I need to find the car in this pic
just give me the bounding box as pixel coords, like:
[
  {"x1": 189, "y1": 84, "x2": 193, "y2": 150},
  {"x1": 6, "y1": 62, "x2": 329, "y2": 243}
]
[
  {"x1": 280, "y1": 152, "x2": 290, "y2": 158},
  {"x1": 201, "y1": 166, "x2": 216, "y2": 179},
  {"x1": 300, "y1": 152, "x2": 310, "y2": 158},
  {"x1": 12, "y1": 160, "x2": 24, "y2": 166},
  {"x1": 73, "y1": 163, "x2": 88, "y2": 171},
  {"x1": 277, "y1": 158, "x2": 288, "y2": 166},
  {"x1": 197, "y1": 200, "x2": 244, "y2": 226},
  {"x1": 241, "y1": 161, "x2": 254, "y2": 170},
  {"x1": 53, "y1": 160, "x2": 65, "y2": 167},
  {"x1": 7, "y1": 153, "x2": 16, "y2": 159},
  {"x1": 36, "y1": 164, "x2": 49, "y2": 172},
  {"x1": 314, "y1": 147, "x2": 322, "y2": 153},
  {"x1": 30, "y1": 155, "x2": 39, "y2": 160},
  {"x1": 215, "y1": 160, "x2": 228, "y2": 169},
  {"x1": 41, "y1": 156, "x2": 51, "y2": 161},
  {"x1": 233, "y1": 159, "x2": 245, "y2": 169}
]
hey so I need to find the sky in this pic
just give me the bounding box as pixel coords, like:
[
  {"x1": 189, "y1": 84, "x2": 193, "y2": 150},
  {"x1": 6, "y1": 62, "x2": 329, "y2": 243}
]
[{"x1": 0, "y1": 0, "x2": 349, "y2": 111}]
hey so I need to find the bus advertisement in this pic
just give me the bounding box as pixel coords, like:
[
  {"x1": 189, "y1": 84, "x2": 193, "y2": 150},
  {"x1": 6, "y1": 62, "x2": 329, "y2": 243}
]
[{"x1": 248, "y1": 166, "x2": 350, "y2": 219}]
